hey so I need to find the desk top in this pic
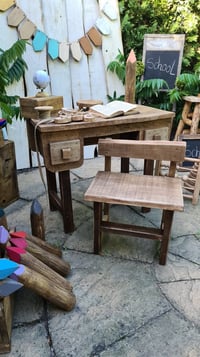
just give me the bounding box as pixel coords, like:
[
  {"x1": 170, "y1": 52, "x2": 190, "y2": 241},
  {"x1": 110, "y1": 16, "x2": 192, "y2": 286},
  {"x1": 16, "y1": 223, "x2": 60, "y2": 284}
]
[
  {"x1": 28, "y1": 104, "x2": 174, "y2": 172},
  {"x1": 32, "y1": 105, "x2": 175, "y2": 133}
]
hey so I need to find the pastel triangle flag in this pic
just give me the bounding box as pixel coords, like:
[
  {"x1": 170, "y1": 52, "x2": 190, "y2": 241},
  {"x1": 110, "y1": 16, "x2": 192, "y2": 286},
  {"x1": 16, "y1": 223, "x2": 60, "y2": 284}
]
[
  {"x1": 59, "y1": 42, "x2": 69, "y2": 63},
  {"x1": 32, "y1": 30, "x2": 47, "y2": 52},
  {"x1": 48, "y1": 39, "x2": 59, "y2": 60},
  {"x1": 0, "y1": 278, "x2": 23, "y2": 297},
  {"x1": 95, "y1": 17, "x2": 110, "y2": 35},
  {"x1": 0, "y1": 258, "x2": 19, "y2": 280},
  {"x1": 0, "y1": 225, "x2": 9, "y2": 244},
  {"x1": 79, "y1": 36, "x2": 93, "y2": 55},
  {"x1": 70, "y1": 41, "x2": 82, "y2": 62}
]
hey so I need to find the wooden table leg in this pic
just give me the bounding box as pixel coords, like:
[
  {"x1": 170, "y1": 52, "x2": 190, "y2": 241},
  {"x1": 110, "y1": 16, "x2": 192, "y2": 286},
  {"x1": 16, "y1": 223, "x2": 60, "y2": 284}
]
[
  {"x1": 46, "y1": 169, "x2": 75, "y2": 233},
  {"x1": 46, "y1": 169, "x2": 57, "y2": 211},
  {"x1": 59, "y1": 171, "x2": 75, "y2": 233}
]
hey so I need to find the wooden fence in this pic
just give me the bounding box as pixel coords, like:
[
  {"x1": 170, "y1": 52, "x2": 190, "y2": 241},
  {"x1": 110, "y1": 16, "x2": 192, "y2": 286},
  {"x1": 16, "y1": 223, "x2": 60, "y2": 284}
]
[{"x1": 0, "y1": 0, "x2": 124, "y2": 169}]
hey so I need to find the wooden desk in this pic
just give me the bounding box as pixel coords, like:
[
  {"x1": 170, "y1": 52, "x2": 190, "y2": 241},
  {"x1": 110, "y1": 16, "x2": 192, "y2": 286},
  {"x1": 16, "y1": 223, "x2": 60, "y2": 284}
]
[{"x1": 26, "y1": 105, "x2": 174, "y2": 233}]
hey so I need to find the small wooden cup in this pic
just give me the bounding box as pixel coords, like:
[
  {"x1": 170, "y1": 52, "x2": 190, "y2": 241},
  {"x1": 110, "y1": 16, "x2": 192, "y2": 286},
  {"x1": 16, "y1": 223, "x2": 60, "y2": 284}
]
[{"x1": 34, "y1": 106, "x2": 54, "y2": 119}]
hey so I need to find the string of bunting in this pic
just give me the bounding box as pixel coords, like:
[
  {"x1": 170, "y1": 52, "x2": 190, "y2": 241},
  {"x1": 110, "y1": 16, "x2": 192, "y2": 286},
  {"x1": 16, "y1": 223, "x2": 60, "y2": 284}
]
[{"x1": 0, "y1": 0, "x2": 118, "y2": 62}]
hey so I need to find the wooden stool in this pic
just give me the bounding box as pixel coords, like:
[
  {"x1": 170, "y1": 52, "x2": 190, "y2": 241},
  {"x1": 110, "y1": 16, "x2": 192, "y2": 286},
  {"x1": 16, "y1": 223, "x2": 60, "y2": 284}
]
[
  {"x1": 174, "y1": 96, "x2": 200, "y2": 140},
  {"x1": 177, "y1": 157, "x2": 200, "y2": 205}
]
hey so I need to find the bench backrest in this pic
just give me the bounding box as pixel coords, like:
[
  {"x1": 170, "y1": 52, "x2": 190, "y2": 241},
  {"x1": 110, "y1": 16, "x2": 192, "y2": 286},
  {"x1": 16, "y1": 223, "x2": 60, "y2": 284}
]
[{"x1": 98, "y1": 138, "x2": 186, "y2": 177}]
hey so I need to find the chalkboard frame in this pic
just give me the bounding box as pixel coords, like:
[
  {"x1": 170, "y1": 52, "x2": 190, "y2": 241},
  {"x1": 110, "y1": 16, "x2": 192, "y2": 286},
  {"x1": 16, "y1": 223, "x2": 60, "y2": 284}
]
[
  {"x1": 178, "y1": 134, "x2": 200, "y2": 166},
  {"x1": 142, "y1": 34, "x2": 185, "y2": 89}
]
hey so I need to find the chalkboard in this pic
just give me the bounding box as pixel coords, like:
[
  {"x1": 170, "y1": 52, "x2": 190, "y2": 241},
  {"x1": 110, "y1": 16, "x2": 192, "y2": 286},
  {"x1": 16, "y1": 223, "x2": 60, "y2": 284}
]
[
  {"x1": 142, "y1": 34, "x2": 185, "y2": 89},
  {"x1": 179, "y1": 135, "x2": 200, "y2": 166},
  {"x1": 144, "y1": 50, "x2": 180, "y2": 89}
]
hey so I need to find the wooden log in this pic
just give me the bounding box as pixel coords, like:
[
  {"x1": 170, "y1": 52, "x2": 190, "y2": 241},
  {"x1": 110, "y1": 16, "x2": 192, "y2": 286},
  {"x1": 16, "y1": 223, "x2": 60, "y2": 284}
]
[
  {"x1": 10, "y1": 230, "x2": 62, "y2": 257},
  {"x1": 10, "y1": 264, "x2": 76, "y2": 311},
  {"x1": 8, "y1": 237, "x2": 70, "y2": 276},
  {"x1": 125, "y1": 49, "x2": 136, "y2": 104},
  {"x1": 7, "y1": 246, "x2": 72, "y2": 291},
  {"x1": 0, "y1": 296, "x2": 13, "y2": 353},
  {"x1": 30, "y1": 199, "x2": 45, "y2": 240}
]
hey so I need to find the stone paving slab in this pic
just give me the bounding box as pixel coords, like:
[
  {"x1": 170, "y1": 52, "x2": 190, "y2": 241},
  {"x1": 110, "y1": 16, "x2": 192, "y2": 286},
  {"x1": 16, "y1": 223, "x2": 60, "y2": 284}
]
[{"x1": 2, "y1": 159, "x2": 200, "y2": 357}]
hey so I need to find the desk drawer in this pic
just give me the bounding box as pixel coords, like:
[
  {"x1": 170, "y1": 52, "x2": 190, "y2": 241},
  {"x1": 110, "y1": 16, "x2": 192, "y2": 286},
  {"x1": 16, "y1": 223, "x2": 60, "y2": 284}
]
[{"x1": 49, "y1": 139, "x2": 82, "y2": 165}]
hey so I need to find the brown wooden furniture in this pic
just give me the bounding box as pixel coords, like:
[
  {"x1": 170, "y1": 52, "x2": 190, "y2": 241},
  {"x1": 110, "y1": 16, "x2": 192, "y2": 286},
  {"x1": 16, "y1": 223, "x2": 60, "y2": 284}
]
[
  {"x1": 177, "y1": 157, "x2": 200, "y2": 205},
  {"x1": 84, "y1": 139, "x2": 186, "y2": 265},
  {"x1": 0, "y1": 140, "x2": 19, "y2": 208},
  {"x1": 20, "y1": 97, "x2": 175, "y2": 233},
  {"x1": 174, "y1": 96, "x2": 200, "y2": 140},
  {"x1": 0, "y1": 296, "x2": 13, "y2": 353}
]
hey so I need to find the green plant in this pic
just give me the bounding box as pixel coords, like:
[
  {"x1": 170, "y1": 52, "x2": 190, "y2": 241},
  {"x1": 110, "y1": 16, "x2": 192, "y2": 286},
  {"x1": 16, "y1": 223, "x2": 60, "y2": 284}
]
[
  {"x1": 107, "y1": 52, "x2": 171, "y2": 110},
  {"x1": 118, "y1": 0, "x2": 200, "y2": 73},
  {"x1": 169, "y1": 71, "x2": 200, "y2": 126},
  {"x1": 0, "y1": 39, "x2": 28, "y2": 124}
]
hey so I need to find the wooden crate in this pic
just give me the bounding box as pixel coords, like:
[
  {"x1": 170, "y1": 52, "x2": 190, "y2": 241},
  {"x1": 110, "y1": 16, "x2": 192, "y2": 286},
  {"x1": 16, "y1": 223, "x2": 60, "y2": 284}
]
[
  {"x1": 0, "y1": 140, "x2": 19, "y2": 208},
  {"x1": 20, "y1": 95, "x2": 63, "y2": 119},
  {"x1": 0, "y1": 296, "x2": 13, "y2": 354}
]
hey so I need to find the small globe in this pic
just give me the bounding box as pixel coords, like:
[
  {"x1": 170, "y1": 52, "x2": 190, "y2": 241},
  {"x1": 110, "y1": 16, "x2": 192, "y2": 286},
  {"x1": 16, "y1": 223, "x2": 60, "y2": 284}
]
[{"x1": 33, "y1": 70, "x2": 50, "y2": 90}]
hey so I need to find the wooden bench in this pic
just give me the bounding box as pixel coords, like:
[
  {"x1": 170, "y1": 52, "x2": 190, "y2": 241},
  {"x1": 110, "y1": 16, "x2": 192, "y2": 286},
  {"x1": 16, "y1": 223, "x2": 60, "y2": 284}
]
[{"x1": 84, "y1": 139, "x2": 186, "y2": 265}]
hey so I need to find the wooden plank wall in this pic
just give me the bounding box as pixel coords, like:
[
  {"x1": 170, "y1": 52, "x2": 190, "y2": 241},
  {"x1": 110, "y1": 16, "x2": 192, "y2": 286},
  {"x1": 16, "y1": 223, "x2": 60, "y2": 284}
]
[{"x1": 0, "y1": 0, "x2": 124, "y2": 169}]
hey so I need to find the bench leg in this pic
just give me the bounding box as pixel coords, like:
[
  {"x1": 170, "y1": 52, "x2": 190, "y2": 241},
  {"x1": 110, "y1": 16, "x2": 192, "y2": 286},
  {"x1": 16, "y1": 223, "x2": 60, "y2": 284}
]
[
  {"x1": 94, "y1": 202, "x2": 102, "y2": 254},
  {"x1": 159, "y1": 210, "x2": 174, "y2": 265}
]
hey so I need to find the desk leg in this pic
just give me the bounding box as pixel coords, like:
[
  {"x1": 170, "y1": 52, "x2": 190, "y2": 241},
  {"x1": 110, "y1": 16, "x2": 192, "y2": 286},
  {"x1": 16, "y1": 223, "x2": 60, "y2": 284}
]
[
  {"x1": 46, "y1": 169, "x2": 75, "y2": 233},
  {"x1": 59, "y1": 171, "x2": 75, "y2": 233},
  {"x1": 46, "y1": 170, "x2": 57, "y2": 211},
  {"x1": 120, "y1": 132, "x2": 138, "y2": 173}
]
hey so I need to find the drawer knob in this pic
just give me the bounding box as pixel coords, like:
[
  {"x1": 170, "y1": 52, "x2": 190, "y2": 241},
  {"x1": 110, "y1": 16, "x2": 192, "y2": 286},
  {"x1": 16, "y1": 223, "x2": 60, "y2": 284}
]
[{"x1": 62, "y1": 148, "x2": 72, "y2": 159}]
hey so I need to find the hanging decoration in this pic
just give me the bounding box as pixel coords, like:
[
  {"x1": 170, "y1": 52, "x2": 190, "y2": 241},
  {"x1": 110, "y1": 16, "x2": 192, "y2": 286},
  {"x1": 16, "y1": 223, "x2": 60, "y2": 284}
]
[
  {"x1": 7, "y1": 6, "x2": 25, "y2": 26},
  {"x1": 18, "y1": 18, "x2": 36, "y2": 39},
  {"x1": 32, "y1": 30, "x2": 47, "y2": 52},
  {"x1": 0, "y1": 0, "x2": 15, "y2": 11},
  {"x1": 1, "y1": 0, "x2": 118, "y2": 63}
]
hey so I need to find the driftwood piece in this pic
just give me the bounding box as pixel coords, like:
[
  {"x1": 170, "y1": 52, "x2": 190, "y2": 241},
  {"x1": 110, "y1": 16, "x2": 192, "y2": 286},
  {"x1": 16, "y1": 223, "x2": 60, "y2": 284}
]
[
  {"x1": 125, "y1": 49, "x2": 136, "y2": 104},
  {"x1": 30, "y1": 199, "x2": 45, "y2": 240},
  {"x1": 11, "y1": 265, "x2": 76, "y2": 311},
  {"x1": 9, "y1": 231, "x2": 62, "y2": 257},
  {"x1": 7, "y1": 246, "x2": 72, "y2": 291},
  {"x1": 0, "y1": 296, "x2": 13, "y2": 353},
  {"x1": 9, "y1": 237, "x2": 70, "y2": 277}
]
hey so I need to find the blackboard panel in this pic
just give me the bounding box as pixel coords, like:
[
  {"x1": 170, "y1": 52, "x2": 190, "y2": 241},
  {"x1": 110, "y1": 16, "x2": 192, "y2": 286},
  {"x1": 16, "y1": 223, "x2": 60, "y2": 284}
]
[
  {"x1": 179, "y1": 135, "x2": 200, "y2": 166},
  {"x1": 144, "y1": 50, "x2": 180, "y2": 89}
]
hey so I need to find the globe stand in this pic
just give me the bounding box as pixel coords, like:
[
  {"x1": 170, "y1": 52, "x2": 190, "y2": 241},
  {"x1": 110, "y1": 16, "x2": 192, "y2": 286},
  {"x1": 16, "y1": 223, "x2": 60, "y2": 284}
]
[{"x1": 35, "y1": 89, "x2": 49, "y2": 98}]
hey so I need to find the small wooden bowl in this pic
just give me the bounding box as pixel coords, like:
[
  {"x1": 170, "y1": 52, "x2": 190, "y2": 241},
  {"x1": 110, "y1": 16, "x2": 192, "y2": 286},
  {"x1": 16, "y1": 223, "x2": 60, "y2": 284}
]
[{"x1": 71, "y1": 113, "x2": 84, "y2": 122}]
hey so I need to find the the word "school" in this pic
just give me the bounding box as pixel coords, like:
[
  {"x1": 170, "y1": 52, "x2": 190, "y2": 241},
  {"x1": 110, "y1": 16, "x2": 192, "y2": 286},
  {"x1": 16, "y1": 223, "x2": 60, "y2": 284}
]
[{"x1": 146, "y1": 56, "x2": 176, "y2": 76}]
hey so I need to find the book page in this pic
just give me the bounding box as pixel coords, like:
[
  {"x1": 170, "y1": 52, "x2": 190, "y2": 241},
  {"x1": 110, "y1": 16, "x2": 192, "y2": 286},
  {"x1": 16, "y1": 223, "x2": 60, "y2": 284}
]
[{"x1": 90, "y1": 101, "x2": 137, "y2": 118}]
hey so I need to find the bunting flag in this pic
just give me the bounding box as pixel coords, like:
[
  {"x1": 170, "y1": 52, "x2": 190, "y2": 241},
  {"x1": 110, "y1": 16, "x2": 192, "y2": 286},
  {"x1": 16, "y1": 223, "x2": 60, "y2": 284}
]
[
  {"x1": 18, "y1": 19, "x2": 36, "y2": 39},
  {"x1": 79, "y1": 36, "x2": 93, "y2": 55},
  {"x1": 0, "y1": 0, "x2": 15, "y2": 11},
  {"x1": 70, "y1": 41, "x2": 82, "y2": 62},
  {"x1": 59, "y1": 42, "x2": 69, "y2": 63},
  {"x1": 2, "y1": 0, "x2": 117, "y2": 62},
  {"x1": 32, "y1": 30, "x2": 47, "y2": 51},
  {"x1": 7, "y1": 5, "x2": 25, "y2": 26},
  {"x1": 48, "y1": 39, "x2": 59, "y2": 60}
]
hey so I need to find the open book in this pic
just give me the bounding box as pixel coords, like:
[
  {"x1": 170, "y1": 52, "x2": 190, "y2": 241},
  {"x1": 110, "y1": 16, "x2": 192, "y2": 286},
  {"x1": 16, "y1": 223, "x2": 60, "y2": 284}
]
[{"x1": 90, "y1": 100, "x2": 138, "y2": 118}]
